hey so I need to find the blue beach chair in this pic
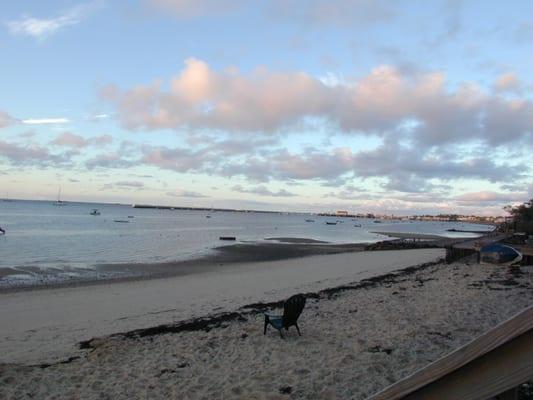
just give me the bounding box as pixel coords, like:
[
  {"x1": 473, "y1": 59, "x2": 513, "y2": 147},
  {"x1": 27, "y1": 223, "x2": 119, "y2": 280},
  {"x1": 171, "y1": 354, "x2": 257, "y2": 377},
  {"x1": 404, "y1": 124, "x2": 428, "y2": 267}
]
[{"x1": 264, "y1": 294, "x2": 306, "y2": 338}]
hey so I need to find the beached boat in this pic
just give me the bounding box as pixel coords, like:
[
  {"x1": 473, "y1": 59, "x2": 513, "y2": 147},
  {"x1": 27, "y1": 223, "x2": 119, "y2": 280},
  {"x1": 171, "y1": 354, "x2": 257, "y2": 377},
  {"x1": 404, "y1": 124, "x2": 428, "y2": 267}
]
[
  {"x1": 480, "y1": 243, "x2": 522, "y2": 265},
  {"x1": 90, "y1": 209, "x2": 101, "y2": 216}
]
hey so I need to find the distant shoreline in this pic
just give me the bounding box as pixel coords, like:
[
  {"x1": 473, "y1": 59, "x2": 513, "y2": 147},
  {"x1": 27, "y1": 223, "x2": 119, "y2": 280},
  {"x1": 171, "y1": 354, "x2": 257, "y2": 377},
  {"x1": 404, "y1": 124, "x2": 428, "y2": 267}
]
[{"x1": 0, "y1": 198, "x2": 503, "y2": 223}]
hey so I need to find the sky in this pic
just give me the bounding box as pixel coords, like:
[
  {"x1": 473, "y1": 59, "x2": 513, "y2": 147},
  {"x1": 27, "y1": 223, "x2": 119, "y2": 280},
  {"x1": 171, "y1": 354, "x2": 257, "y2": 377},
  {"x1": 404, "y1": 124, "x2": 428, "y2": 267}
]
[{"x1": 0, "y1": 0, "x2": 532, "y2": 215}]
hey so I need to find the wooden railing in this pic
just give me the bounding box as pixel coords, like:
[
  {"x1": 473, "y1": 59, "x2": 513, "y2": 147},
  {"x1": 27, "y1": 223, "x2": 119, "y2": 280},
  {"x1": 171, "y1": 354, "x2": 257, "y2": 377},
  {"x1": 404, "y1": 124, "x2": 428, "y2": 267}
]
[{"x1": 366, "y1": 305, "x2": 533, "y2": 400}]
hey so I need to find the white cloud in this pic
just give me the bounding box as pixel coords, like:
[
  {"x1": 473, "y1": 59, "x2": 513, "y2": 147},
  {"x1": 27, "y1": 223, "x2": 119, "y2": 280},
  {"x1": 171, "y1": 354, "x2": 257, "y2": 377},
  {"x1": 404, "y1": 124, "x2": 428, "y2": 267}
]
[
  {"x1": 22, "y1": 118, "x2": 69, "y2": 125},
  {"x1": 100, "y1": 180, "x2": 145, "y2": 191},
  {"x1": 6, "y1": 1, "x2": 103, "y2": 40},
  {"x1": 167, "y1": 190, "x2": 208, "y2": 198},
  {"x1": 232, "y1": 184, "x2": 297, "y2": 197},
  {"x1": 86, "y1": 113, "x2": 110, "y2": 121}
]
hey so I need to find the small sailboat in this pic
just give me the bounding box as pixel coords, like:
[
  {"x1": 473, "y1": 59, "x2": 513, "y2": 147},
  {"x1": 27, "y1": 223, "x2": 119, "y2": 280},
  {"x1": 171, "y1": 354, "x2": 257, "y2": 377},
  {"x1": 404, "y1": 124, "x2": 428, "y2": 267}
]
[
  {"x1": 90, "y1": 209, "x2": 101, "y2": 216},
  {"x1": 2, "y1": 192, "x2": 13, "y2": 202},
  {"x1": 305, "y1": 219, "x2": 315, "y2": 222},
  {"x1": 326, "y1": 221, "x2": 337, "y2": 225},
  {"x1": 53, "y1": 186, "x2": 66, "y2": 206}
]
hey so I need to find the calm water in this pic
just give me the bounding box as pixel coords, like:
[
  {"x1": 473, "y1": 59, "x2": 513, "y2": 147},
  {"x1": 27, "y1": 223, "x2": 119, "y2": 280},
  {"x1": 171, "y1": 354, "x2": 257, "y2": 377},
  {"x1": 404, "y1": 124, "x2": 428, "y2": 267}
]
[{"x1": 0, "y1": 200, "x2": 491, "y2": 286}]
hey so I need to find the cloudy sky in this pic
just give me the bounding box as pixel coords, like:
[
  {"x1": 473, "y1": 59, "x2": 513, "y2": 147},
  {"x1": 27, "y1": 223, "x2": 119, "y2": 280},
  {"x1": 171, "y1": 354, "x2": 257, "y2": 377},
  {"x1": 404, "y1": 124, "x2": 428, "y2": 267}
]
[{"x1": 1, "y1": 0, "x2": 532, "y2": 215}]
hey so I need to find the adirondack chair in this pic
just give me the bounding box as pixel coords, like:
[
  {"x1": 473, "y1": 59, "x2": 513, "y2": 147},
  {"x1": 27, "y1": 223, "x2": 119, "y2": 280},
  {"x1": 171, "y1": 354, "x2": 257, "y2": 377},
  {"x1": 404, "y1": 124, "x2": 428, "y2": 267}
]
[{"x1": 264, "y1": 294, "x2": 306, "y2": 338}]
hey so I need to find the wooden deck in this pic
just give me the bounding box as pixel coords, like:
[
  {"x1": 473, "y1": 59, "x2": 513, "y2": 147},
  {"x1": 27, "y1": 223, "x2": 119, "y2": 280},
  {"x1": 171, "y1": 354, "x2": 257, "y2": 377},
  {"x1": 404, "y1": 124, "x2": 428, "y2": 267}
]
[
  {"x1": 366, "y1": 306, "x2": 533, "y2": 400},
  {"x1": 444, "y1": 233, "x2": 533, "y2": 265},
  {"x1": 452, "y1": 233, "x2": 509, "y2": 251}
]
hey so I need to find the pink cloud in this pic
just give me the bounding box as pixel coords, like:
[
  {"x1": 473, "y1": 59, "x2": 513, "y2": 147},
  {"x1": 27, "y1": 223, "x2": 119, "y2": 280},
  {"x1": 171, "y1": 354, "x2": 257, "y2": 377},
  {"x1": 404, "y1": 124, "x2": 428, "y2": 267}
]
[
  {"x1": 52, "y1": 132, "x2": 87, "y2": 147},
  {"x1": 455, "y1": 191, "x2": 527, "y2": 203},
  {"x1": 0, "y1": 111, "x2": 16, "y2": 128},
  {"x1": 102, "y1": 59, "x2": 533, "y2": 147},
  {"x1": 52, "y1": 132, "x2": 113, "y2": 148},
  {"x1": 0, "y1": 140, "x2": 72, "y2": 166},
  {"x1": 493, "y1": 72, "x2": 521, "y2": 93}
]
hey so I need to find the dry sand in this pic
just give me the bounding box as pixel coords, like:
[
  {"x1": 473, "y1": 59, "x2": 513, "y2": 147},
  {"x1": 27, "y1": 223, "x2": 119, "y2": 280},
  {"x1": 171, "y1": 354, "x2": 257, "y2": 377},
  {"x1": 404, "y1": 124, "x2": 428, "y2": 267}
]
[{"x1": 1, "y1": 250, "x2": 532, "y2": 399}]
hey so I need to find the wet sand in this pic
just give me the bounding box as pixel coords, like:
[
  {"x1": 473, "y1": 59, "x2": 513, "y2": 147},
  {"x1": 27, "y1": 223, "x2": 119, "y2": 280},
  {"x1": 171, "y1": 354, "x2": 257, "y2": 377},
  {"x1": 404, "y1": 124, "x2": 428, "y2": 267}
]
[{"x1": 0, "y1": 241, "x2": 369, "y2": 292}]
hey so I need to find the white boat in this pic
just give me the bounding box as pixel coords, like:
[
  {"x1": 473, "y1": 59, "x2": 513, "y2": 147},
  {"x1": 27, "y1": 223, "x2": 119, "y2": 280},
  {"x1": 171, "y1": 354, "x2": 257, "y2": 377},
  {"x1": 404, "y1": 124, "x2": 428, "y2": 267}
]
[{"x1": 90, "y1": 209, "x2": 101, "y2": 216}]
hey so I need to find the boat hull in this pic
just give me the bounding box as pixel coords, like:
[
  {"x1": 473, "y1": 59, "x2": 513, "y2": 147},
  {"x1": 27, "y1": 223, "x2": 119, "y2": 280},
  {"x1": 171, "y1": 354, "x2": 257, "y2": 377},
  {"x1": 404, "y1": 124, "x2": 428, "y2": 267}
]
[{"x1": 480, "y1": 243, "x2": 522, "y2": 265}]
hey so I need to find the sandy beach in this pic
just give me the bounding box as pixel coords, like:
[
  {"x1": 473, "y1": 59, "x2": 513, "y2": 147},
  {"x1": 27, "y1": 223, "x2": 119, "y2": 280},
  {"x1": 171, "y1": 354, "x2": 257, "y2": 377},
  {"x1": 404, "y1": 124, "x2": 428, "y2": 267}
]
[
  {"x1": 0, "y1": 249, "x2": 442, "y2": 365},
  {"x1": 2, "y1": 0, "x2": 531, "y2": 397},
  {"x1": 0, "y1": 247, "x2": 531, "y2": 399}
]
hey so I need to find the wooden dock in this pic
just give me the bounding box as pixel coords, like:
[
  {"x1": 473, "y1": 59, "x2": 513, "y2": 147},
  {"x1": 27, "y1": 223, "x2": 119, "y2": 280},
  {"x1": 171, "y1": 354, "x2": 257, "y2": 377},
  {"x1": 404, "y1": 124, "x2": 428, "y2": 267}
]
[{"x1": 366, "y1": 306, "x2": 533, "y2": 400}]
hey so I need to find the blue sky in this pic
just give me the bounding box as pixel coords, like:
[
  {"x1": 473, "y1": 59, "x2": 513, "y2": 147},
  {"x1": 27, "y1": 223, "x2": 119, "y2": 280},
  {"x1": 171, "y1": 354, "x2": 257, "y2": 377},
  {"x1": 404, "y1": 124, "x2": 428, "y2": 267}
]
[{"x1": 0, "y1": 0, "x2": 532, "y2": 215}]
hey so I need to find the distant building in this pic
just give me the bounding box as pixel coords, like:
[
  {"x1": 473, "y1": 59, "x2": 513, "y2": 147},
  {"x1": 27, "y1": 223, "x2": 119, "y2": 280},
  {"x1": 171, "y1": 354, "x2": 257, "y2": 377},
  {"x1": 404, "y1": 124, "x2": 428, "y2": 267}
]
[{"x1": 336, "y1": 210, "x2": 349, "y2": 216}]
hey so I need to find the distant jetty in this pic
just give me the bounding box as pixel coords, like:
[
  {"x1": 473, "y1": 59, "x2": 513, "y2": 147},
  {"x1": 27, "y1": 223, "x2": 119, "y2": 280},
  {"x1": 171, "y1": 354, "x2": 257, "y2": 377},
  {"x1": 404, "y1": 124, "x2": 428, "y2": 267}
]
[{"x1": 131, "y1": 204, "x2": 282, "y2": 214}]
